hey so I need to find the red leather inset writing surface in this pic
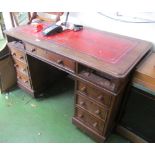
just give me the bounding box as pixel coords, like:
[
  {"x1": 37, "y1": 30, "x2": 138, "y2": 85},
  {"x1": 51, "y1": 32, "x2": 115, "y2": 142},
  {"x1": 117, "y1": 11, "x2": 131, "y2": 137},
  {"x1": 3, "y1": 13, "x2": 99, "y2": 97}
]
[{"x1": 21, "y1": 25, "x2": 138, "y2": 64}]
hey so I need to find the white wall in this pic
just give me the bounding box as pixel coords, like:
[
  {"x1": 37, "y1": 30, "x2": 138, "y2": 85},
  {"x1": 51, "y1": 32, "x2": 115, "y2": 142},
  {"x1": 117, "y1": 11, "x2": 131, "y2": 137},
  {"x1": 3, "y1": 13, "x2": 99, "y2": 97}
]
[
  {"x1": 68, "y1": 12, "x2": 155, "y2": 51},
  {"x1": 3, "y1": 12, "x2": 12, "y2": 30},
  {"x1": 3, "y1": 12, "x2": 155, "y2": 50}
]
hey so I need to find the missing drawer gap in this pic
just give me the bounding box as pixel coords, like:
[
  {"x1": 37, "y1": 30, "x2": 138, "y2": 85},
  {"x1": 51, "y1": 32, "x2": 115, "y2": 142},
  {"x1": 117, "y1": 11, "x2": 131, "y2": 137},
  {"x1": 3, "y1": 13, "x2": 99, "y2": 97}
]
[
  {"x1": 78, "y1": 64, "x2": 116, "y2": 91},
  {"x1": 78, "y1": 64, "x2": 111, "y2": 82},
  {"x1": 8, "y1": 41, "x2": 25, "y2": 51}
]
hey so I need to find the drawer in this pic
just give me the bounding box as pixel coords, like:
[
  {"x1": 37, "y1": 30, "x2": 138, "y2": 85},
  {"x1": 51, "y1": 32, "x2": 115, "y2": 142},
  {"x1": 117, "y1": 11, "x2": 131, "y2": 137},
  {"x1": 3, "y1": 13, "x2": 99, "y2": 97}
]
[
  {"x1": 13, "y1": 59, "x2": 29, "y2": 76},
  {"x1": 77, "y1": 80, "x2": 111, "y2": 106},
  {"x1": 11, "y1": 49, "x2": 26, "y2": 63},
  {"x1": 16, "y1": 71, "x2": 31, "y2": 88},
  {"x1": 25, "y1": 43, "x2": 75, "y2": 73},
  {"x1": 24, "y1": 43, "x2": 38, "y2": 54},
  {"x1": 76, "y1": 94, "x2": 109, "y2": 121},
  {"x1": 8, "y1": 42, "x2": 26, "y2": 63},
  {"x1": 75, "y1": 107, "x2": 105, "y2": 135},
  {"x1": 46, "y1": 51, "x2": 75, "y2": 73}
]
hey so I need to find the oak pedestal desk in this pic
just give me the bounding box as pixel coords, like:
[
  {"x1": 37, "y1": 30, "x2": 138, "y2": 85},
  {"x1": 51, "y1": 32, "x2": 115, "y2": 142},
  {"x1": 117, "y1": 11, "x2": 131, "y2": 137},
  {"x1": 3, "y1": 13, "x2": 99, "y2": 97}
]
[{"x1": 5, "y1": 25, "x2": 152, "y2": 142}]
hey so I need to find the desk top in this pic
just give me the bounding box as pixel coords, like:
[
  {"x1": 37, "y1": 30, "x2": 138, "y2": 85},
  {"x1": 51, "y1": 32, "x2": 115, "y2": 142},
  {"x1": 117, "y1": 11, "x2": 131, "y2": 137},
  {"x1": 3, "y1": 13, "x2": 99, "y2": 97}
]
[{"x1": 5, "y1": 25, "x2": 152, "y2": 78}]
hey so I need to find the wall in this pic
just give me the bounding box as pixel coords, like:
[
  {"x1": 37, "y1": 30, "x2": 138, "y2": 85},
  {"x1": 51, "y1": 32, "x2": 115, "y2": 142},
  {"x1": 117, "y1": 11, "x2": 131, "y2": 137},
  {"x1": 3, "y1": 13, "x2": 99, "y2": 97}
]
[
  {"x1": 68, "y1": 12, "x2": 155, "y2": 51},
  {"x1": 2, "y1": 12, "x2": 12, "y2": 30},
  {"x1": 3, "y1": 12, "x2": 155, "y2": 50}
]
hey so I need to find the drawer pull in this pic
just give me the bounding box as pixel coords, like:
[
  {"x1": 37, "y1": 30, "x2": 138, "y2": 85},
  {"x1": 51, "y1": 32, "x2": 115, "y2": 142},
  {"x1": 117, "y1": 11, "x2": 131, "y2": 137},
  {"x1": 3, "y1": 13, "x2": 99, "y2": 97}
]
[
  {"x1": 12, "y1": 53, "x2": 16, "y2": 56},
  {"x1": 79, "y1": 101, "x2": 85, "y2": 106},
  {"x1": 97, "y1": 95, "x2": 104, "y2": 101},
  {"x1": 80, "y1": 86, "x2": 86, "y2": 92},
  {"x1": 57, "y1": 59, "x2": 63, "y2": 65},
  {"x1": 24, "y1": 80, "x2": 28, "y2": 84},
  {"x1": 14, "y1": 64, "x2": 19, "y2": 68},
  {"x1": 95, "y1": 109, "x2": 100, "y2": 115},
  {"x1": 20, "y1": 56, "x2": 24, "y2": 60},
  {"x1": 78, "y1": 114, "x2": 83, "y2": 118},
  {"x1": 23, "y1": 68, "x2": 27, "y2": 72},
  {"x1": 31, "y1": 48, "x2": 36, "y2": 52},
  {"x1": 93, "y1": 122, "x2": 98, "y2": 128},
  {"x1": 17, "y1": 76, "x2": 21, "y2": 80}
]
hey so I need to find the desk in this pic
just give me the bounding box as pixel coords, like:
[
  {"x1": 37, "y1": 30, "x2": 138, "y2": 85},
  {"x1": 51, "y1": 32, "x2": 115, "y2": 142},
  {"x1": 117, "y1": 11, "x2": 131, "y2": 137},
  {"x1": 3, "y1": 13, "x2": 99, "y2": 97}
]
[{"x1": 5, "y1": 25, "x2": 152, "y2": 142}]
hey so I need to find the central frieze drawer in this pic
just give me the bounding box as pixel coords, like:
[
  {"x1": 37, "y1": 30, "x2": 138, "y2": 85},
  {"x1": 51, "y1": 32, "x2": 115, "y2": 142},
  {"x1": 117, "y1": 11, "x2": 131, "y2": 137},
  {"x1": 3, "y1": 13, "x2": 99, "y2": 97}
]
[
  {"x1": 77, "y1": 80, "x2": 111, "y2": 106},
  {"x1": 25, "y1": 43, "x2": 75, "y2": 73},
  {"x1": 46, "y1": 51, "x2": 75, "y2": 73}
]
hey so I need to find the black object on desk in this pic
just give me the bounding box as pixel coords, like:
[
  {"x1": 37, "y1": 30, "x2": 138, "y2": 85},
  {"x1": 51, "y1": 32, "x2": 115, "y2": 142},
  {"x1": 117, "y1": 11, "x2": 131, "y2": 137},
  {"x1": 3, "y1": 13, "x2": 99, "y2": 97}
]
[{"x1": 42, "y1": 24, "x2": 63, "y2": 36}]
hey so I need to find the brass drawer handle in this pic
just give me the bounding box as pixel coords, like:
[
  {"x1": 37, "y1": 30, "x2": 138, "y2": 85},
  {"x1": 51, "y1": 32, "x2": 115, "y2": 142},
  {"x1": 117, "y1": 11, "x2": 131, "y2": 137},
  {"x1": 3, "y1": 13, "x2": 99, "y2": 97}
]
[
  {"x1": 57, "y1": 59, "x2": 63, "y2": 65},
  {"x1": 95, "y1": 109, "x2": 100, "y2": 115},
  {"x1": 79, "y1": 101, "x2": 85, "y2": 106},
  {"x1": 12, "y1": 53, "x2": 16, "y2": 56},
  {"x1": 17, "y1": 76, "x2": 22, "y2": 80},
  {"x1": 14, "y1": 64, "x2": 19, "y2": 68},
  {"x1": 78, "y1": 114, "x2": 83, "y2": 118},
  {"x1": 20, "y1": 56, "x2": 24, "y2": 60},
  {"x1": 93, "y1": 122, "x2": 98, "y2": 128},
  {"x1": 23, "y1": 68, "x2": 27, "y2": 72},
  {"x1": 97, "y1": 95, "x2": 104, "y2": 101},
  {"x1": 31, "y1": 48, "x2": 36, "y2": 52},
  {"x1": 24, "y1": 80, "x2": 28, "y2": 84},
  {"x1": 80, "y1": 86, "x2": 86, "y2": 92}
]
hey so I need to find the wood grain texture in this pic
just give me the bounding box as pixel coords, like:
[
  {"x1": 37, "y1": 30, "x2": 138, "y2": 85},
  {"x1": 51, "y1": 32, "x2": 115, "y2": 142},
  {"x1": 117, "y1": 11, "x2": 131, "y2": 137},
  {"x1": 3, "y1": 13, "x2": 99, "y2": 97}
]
[{"x1": 4, "y1": 26, "x2": 152, "y2": 78}]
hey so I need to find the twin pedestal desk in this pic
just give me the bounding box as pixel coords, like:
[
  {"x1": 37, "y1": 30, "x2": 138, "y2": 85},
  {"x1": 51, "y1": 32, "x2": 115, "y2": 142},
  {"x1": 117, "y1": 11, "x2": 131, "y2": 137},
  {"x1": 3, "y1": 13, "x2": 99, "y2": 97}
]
[{"x1": 5, "y1": 25, "x2": 152, "y2": 142}]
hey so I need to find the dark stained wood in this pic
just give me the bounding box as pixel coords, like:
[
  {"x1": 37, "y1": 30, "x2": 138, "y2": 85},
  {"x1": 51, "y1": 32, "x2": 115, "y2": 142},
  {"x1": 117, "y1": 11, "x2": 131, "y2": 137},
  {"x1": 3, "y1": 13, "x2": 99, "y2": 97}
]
[
  {"x1": 74, "y1": 78, "x2": 125, "y2": 141},
  {"x1": 7, "y1": 41, "x2": 35, "y2": 95},
  {"x1": 4, "y1": 26, "x2": 153, "y2": 78},
  {"x1": 24, "y1": 42, "x2": 76, "y2": 73},
  {"x1": 13, "y1": 59, "x2": 29, "y2": 76},
  {"x1": 5, "y1": 25, "x2": 152, "y2": 142},
  {"x1": 72, "y1": 117, "x2": 106, "y2": 142},
  {"x1": 76, "y1": 93, "x2": 109, "y2": 121},
  {"x1": 0, "y1": 55, "x2": 17, "y2": 92},
  {"x1": 77, "y1": 80, "x2": 111, "y2": 106},
  {"x1": 17, "y1": 82, "x2": 36, "y2": 97},
  {"x1": 74, "y1": 106, "x2": 105, "y2": 135},
  {"x1": 16, "y1": 71, "x2": 32, "y2": 89},
  {"x1": 25, "y1": 42, "x2": 76, "y2": 74}
]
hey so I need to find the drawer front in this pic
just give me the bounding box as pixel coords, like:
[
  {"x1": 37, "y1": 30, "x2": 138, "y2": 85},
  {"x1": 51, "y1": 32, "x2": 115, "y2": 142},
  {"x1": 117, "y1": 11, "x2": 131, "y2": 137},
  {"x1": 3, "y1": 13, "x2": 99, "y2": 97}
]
[
  {"x1": 25, "y1": 43, "x2": 38, "y2": 54},
  {"x1": 46, "y1": 51, "x2": 75, "y2": 73},
  {"x1": 76, "y1": 94, "x2": 108, "y2": 121},
  {"x1": 13, "y1": 59, "x2": 29, "y2": 76},
  {"x1": 9, "y1": 46, "x2": 26, "y2": 63},
  {"x1": 25, "y1": 43, "x2": 75, "y2": 73},
  {"x1": 75, "y1": 107, "x2": 105, "y2": 134},
  {"x1": 77, "y1": 81, "x2": 111, "y2": 106},
  {"x1": 16, "y1": 71, "x2": 31, "y2": 88}
]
